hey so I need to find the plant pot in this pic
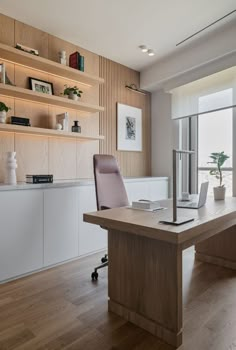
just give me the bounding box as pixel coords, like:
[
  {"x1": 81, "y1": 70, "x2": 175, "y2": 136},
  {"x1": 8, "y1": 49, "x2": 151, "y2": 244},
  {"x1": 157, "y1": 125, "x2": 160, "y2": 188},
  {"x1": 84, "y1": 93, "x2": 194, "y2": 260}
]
[
  {"x1": 213, "y1": 186, "x2": 226, "y2": 200},
  {"x1": 0, "y1": 111, "x2": 7, "y2": 123},
  {"x1": 68, "y1": 91, "x2": 79, "y2": 101}
]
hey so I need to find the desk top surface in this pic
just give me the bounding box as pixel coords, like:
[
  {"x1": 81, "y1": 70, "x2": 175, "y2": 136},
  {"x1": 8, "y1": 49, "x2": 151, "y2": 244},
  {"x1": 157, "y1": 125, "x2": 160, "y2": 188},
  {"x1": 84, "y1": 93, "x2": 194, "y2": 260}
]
[{"x1": 84, "y1": 197, "x2": 236, "y2": 246}]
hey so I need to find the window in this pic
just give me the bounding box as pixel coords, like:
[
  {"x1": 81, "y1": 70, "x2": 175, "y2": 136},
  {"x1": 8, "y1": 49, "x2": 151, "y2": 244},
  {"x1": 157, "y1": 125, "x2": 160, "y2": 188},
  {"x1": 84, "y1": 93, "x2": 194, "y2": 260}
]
[{"x1": 198, "y1": 89, "x2": 233, "y2": 196}]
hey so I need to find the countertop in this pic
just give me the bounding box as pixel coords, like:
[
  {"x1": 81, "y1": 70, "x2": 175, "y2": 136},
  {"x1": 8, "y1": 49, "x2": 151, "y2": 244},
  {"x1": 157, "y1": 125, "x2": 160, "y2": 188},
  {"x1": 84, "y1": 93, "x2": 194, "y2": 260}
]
[{"x1": 0, "y1": 177, "x2": 168, "y2": 191}]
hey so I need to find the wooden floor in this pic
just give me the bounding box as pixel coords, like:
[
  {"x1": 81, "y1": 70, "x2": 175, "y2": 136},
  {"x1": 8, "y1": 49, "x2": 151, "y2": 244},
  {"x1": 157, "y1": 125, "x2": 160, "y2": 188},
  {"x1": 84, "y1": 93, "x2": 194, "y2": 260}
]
[{"x1": 1, "y1": 248, "x2": 236, "y2": 350}]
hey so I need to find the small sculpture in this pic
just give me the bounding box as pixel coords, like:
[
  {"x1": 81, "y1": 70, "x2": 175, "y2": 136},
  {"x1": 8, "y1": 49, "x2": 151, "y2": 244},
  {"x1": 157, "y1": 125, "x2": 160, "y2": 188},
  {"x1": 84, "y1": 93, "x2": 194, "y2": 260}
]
[
  {"x1": 59, "y1": 50, "x2": 66, "y2": 65},
  {"x1": 55, "y1": 123, "x2": 62, "y2": 130},
  {"x1": 4, "y1": 152, "x2": 17, "y2": 185}
]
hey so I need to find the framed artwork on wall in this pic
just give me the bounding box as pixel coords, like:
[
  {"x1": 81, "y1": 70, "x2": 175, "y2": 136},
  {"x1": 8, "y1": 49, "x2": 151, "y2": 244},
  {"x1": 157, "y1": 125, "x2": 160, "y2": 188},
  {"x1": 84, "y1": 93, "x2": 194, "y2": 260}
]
[
  {"x1": 29, "y1": 77, "x2": 54, "y2": 95},
  {"x1": 117, "y1": 103, "x2": 142, "y2": 151}
]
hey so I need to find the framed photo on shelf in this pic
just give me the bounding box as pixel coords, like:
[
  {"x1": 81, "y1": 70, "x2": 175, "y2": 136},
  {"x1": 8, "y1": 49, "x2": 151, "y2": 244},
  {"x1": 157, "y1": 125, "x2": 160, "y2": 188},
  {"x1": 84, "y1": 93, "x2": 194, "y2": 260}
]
[
  {"x1": 0, "y1": 63, "x2": 14, "y2": 85},
  {"x1": 117, "y1": 103, "x2": 142, "y2": 151},
  {"x1": 29, "y1": 77, "x2": 54, "y2": 95},
  {"x1": 0, "y1": 63, "x2": 6, "y2": 84}
]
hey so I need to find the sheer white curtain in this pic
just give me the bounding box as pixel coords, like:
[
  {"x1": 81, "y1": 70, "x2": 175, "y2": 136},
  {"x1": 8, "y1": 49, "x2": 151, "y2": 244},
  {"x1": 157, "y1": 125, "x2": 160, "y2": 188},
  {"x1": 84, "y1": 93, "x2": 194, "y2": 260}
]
[{"x1": 170, "y1": 66, "x2": 236, "y2": 120}]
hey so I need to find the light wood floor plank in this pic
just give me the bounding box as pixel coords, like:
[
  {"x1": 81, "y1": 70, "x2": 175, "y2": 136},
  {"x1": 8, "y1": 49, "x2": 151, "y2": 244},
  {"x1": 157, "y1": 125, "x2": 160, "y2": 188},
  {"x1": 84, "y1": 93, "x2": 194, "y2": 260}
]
[{"x1": 0, "y1": 248, "x2": 236, "y2": 349}]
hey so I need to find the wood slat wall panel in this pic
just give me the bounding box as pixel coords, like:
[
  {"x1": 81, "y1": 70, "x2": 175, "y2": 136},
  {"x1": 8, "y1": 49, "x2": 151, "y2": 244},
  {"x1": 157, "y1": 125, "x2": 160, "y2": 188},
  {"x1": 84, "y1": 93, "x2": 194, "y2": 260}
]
[
  {"x1": 0, "y1": 13, "x2": 150, "y2": 180},
  {"x1": 99, "y1": 57, "x2": 151, "y2": 177},
  {"x1": 0, "y1": 14, "x2": 14, "y2": 46}
]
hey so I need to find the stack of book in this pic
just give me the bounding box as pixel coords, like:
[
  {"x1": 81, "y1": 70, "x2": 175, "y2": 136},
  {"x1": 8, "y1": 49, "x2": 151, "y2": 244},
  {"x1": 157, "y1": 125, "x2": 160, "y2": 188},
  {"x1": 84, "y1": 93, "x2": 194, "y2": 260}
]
[
  {"x1": 69, "y1": 51, "x2": 84, "y2": 72},
  {"x1": 132, "y1": 200, "x2": 161, "y2": 210},
  {"x1": 26, "y1": 175, "x2": 53, "y2": 184}
]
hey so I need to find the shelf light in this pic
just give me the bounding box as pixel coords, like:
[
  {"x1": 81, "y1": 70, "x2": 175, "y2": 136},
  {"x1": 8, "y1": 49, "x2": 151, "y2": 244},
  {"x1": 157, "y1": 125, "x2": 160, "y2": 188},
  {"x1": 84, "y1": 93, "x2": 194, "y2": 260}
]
[{"x1": 125, "y1": 84, "x2": 147, "y2": 95}]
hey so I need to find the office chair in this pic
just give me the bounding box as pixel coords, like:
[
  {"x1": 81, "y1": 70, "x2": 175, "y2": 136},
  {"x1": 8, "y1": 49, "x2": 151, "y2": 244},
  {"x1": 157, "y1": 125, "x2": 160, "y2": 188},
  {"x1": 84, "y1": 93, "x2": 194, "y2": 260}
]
[{"x1": 91, "y1": 154, "x2": 129, "y2": 280}]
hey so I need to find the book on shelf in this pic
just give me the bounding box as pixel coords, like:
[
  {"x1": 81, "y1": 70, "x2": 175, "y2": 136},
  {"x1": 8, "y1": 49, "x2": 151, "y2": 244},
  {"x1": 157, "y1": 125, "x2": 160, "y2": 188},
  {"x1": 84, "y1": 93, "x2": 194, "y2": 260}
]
[
  {"x1": 79, "y1": 55, "x2": 84, "y2": 72},
  {"x1": 69, "y1": 51, "x2": 84, "y2": 71},
  {"x1": 26, "y1": 174, "x2": 53, "y2": 184},
  {"x1": 69, "y1": 51, "x2": 80, "y2": 69},
  {"x1": 132, "y1": 200, "x2": 161, "y2": 210}
]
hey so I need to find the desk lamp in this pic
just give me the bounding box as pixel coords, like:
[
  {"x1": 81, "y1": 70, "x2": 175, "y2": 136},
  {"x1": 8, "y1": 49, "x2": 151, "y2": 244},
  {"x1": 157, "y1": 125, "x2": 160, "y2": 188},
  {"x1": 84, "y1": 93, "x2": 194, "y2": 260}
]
[{"x1": 160, "y1": 149, "x2": 195, "y2": 226}]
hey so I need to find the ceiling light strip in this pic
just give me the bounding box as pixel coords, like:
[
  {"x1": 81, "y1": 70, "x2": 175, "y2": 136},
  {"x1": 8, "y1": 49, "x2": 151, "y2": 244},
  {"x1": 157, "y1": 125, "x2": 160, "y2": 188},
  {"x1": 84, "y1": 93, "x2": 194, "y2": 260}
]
[{"x1": 176, "y1": 9, "x2": 236, "y2": 46}]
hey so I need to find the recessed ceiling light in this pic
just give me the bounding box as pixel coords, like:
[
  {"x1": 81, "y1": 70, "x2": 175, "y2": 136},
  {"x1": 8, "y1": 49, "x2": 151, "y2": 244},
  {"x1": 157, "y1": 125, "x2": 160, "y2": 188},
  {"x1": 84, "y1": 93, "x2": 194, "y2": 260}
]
[
  {"x1": 139, "y1": 45, "x2": 148, "y2": 53},
  {"x1": 147, "y1": 49, "x2": 155, "y2": 56}
]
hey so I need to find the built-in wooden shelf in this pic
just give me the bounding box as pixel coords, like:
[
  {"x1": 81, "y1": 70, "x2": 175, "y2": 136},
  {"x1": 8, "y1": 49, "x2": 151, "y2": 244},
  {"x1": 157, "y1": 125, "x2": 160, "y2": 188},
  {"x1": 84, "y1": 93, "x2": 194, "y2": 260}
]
[
  {"x1": 0, "y1": 84, "x2": 104, "y2": 113},
  {"x1": 0, "y1": 43, "x2": 104, "y2": 86},
  {"x1": 0, "y1": 123, "x2": 104, "y2": 141}
]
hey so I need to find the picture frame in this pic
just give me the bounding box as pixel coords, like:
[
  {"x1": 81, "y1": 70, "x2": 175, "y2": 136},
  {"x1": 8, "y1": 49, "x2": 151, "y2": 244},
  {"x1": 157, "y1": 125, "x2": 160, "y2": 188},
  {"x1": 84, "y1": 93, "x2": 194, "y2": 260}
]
[
  {"x1": 117, "y1": 103, "x2": 142, "y2": 151},
  {"x1": 0, "y1": 63, "x2": 14, "y2": 85},
  {"x1": 29, "y1": 77, "x2": 54, "y2": 95},
  {"x1": 0, "y1": 63, "x2": 6, "y2": 84}
]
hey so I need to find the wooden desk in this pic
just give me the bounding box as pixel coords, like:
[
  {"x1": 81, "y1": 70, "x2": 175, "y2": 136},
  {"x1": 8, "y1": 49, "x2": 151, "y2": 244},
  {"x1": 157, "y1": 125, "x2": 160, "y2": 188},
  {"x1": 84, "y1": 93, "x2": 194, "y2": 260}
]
[{"x1": 84, "y1": 198, "x2": 236, "y2": 347}]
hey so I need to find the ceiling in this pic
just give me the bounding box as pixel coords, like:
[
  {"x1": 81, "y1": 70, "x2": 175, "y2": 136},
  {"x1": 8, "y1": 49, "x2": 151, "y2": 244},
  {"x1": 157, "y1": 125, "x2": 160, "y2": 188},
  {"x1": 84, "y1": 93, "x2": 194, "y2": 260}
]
[{"x1": 0, "y1": 0, "x2": 235, "y2": 71}]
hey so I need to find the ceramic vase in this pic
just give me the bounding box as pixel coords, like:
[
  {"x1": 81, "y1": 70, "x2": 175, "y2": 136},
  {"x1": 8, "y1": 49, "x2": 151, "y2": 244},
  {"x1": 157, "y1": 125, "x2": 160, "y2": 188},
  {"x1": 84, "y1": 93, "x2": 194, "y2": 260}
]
[
  {"x1": 4, "y1": 151, "x2": 17, "y2": 185},
  {"x1": 0, "y1": 111, "x2": 6, "y2": 123}
]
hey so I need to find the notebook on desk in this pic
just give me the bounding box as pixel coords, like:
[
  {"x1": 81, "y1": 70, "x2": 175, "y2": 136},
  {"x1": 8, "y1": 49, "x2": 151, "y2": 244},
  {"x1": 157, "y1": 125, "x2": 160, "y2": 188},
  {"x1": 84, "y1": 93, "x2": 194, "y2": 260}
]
[{"x1": 177, "y1": 182, "x2": 209, "y2": 209}]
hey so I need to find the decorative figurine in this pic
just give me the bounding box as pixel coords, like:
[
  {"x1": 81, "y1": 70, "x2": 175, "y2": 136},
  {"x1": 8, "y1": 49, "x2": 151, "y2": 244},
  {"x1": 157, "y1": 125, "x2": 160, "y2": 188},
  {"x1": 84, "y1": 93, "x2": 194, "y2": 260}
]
[
  {"x1": 72, "y1": 121, "x2": 81, "y2": 133},
  {"x1": 55, "y1": 123, "x2": 62, "y2": 130},
  {"x1": 4, "y1": 151, "x2": 17, "y2": 185},
  {"x1": 59, "y1": 50, "x2": 66, "y2": 65}
]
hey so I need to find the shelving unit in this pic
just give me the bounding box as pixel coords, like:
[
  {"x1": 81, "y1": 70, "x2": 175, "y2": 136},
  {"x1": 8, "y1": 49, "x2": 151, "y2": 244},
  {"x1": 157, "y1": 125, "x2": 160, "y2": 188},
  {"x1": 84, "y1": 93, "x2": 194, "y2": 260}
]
[
  {"x1": 0, "y1": 123, "x2": 104, "y2": 141},
  {"x1": 0, "y1": 84, "x2": 104, "y2": 113},
  {"x1": 0, "y1": 43, "x2": 104, "y2": 86}
]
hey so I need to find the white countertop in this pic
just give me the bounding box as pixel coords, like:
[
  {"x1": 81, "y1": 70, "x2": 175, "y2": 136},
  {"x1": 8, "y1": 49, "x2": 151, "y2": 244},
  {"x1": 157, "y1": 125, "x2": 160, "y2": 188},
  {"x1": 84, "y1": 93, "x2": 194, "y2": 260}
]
[{"x1": 0, "y1": 177, "x2": 168, "y2": 191}]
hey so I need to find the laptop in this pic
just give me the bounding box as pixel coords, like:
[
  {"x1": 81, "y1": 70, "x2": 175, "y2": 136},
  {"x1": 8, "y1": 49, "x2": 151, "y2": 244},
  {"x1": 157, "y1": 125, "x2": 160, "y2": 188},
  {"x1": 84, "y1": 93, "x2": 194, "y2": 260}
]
[{"x1": 177, "y1": 181, "x2": 209, "y2": 209}]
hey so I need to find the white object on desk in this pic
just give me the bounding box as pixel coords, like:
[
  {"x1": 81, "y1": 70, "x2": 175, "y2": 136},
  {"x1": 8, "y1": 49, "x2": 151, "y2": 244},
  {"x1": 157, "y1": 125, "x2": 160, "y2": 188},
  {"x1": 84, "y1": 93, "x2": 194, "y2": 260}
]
[
  {"x1": 181, "y1": 192, "x2": 190, "y2": 201},
  {"x1": 132, "y1": 199, "x2": 160, "y2": 210}
]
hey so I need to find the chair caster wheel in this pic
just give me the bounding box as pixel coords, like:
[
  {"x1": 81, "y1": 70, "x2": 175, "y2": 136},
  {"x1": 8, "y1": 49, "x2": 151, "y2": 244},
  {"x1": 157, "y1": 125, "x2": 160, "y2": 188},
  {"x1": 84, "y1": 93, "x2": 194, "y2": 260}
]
[
  {"x1": 91, "y1": 272, "x2": 98, "y2": 281},
  {"x1": 101, "y1": 257, "x2": 108, "y2": 263}
]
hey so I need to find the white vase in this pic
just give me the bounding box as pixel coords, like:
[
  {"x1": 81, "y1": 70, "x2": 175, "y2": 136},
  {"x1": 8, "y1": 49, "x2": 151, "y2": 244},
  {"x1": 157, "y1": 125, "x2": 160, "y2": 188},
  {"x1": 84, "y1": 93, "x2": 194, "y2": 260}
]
[
  {"x1": 4, "y1": 151, "x2": 17, "y2": 185},
  {"x1": 0, "y1": 111, "x2": 6, "y2": 123},
  {"x1": 213, "y1": 186, "x2": 226, "y2": 200},
  {"x1": 68, "y1": 91, "x2": 79, "y2": 101}
]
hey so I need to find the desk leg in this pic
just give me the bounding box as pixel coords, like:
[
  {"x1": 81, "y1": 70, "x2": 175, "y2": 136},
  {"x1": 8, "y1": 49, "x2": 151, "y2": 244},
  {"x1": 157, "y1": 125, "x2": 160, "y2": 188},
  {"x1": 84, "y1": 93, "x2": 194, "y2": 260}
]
[
  {"x1": 108, "y1": 229, "x2": 183, "y2": 348},
  {"x1": 195, "y1": 226, "x2": 236, "y2": 270}
]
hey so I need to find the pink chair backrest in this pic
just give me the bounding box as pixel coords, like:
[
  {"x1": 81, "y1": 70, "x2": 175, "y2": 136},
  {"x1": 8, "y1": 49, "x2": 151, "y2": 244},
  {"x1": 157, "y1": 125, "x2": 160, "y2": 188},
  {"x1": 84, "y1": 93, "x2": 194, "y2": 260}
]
[{"x1": 93, "y1": 154, "x2": 129, "y2": 211}]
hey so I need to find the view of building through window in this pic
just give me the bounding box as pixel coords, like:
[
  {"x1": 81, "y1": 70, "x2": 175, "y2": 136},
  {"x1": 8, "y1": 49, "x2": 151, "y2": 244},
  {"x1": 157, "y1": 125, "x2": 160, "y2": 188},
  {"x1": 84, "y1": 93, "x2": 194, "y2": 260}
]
[{"x1": 198, "y1": 89, "x2": 233, "y2": 196}]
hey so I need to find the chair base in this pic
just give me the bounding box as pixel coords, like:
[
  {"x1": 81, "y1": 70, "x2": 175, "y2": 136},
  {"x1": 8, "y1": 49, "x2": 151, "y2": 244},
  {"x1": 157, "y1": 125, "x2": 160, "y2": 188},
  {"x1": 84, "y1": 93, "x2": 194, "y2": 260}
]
[{"x1": 91, "y1": 255, "x2": 108, "y2": 281}]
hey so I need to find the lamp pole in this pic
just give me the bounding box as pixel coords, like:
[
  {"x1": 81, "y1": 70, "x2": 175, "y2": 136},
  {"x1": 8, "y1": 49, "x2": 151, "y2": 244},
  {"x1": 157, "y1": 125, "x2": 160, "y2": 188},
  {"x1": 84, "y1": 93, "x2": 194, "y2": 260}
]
[{"x1": 160, "y1": 149, "x2": 195, "y2": 226}]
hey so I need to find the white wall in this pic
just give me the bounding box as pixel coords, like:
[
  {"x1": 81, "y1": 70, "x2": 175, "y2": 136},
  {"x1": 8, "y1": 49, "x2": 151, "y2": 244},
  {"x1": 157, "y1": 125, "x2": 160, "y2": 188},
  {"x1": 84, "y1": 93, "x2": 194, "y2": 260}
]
[
  {"x1": 149, "y1": 19, "x2": 236, "y2": 196},
  {"x1": 141, "y1": 19, "x2": 236, "y2": 91}
]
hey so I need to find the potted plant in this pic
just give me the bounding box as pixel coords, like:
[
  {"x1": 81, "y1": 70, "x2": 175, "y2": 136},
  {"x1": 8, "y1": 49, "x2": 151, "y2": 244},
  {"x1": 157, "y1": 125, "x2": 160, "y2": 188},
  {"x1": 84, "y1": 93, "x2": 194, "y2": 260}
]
[
  {"x1": 63, "y1": 85, "x2": 83, "y2": 101},
  {"x1": 0, "y1": 102, "x2": 11, "y2": 123},
  {"x1": 208, "y1": 151, "x2": 230, "y2": 200}
]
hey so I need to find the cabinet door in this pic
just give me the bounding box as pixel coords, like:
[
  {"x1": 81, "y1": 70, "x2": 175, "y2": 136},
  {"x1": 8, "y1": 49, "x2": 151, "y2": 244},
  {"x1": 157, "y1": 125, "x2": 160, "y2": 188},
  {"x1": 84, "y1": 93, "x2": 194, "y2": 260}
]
[
  {"x1": 125, "y1": 181, "x2": 149, "y2": 202},
  {"x1": 78, "y1": 185, "x2": 107, "y2": 256},
  {"x1": 44, "y1": 188, "x2": 79, "y2": 266},
  {"x1": 0, "y1": 190, "x2": 43, "y2": 281},
  {"x1": 147, "y1": 180, "x2": 169, "y2": 200}
]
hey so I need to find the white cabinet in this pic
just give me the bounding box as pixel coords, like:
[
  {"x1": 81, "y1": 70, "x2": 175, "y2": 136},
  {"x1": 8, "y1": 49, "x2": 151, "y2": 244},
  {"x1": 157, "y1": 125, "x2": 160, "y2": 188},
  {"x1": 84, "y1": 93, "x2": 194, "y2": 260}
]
[
  {"x1": 0, "y1": 190, "x2": 43, "y2": 281},
  {"x1": 125, "y1": 181, "x2": 149, "y2": 202},
  {"x1": 125, "y1": 178, "x2": 168, "y2": 202},
  {"x1": 0, "y1": 177, "x2": 168, "y2": 282},
  {"x1": 44, "y1": 188, "x2": 79, "y2": 266},
  {"x1": 78, "y1": 185, "x2": 107, "y2": 256},
  {"x1": 147, "y1": 179, "x2": 168, "y2": 200}
]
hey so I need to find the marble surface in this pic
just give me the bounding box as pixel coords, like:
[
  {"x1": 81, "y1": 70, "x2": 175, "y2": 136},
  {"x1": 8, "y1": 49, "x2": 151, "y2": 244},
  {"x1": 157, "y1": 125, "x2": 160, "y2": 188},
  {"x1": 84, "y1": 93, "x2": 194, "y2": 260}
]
[{"x1": 0, "y1": 177, "x2": 168, "y2": 191}]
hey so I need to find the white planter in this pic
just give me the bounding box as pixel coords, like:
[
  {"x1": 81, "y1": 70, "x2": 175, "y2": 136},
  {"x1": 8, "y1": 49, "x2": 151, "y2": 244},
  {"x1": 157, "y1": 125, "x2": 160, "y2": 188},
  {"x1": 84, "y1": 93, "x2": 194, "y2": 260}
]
[
  {"x1": 0, "y1": 111, "x2": 7, "y2": 123},
  {"x1": 213, "y1": 186, "x2": 226, "y2": 200},
  {"x1": 68, "y1": 92, "x2": 79, "y2": 101}
]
